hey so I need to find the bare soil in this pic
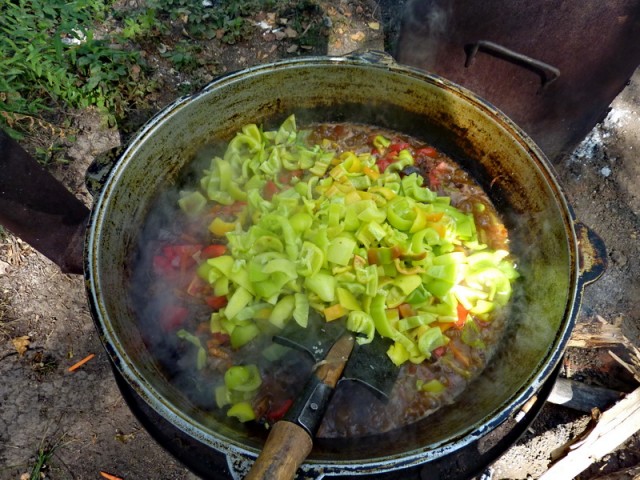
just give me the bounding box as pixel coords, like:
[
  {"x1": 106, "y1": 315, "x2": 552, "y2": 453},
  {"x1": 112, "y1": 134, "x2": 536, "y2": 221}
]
[{"x1": 1, "y1": 2, "x2": 638, "y2": 479}]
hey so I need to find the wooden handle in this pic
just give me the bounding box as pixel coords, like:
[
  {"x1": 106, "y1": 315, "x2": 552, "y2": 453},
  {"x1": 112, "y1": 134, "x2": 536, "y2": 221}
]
[{"x1": 245, "y1": 421, "x2": 313, "y2": 480}]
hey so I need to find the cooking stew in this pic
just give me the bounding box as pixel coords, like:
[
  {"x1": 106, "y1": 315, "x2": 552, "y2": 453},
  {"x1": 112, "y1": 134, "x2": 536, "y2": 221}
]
[{"x1": 130, "y1": 115, "x2": 519, "y2": 438}]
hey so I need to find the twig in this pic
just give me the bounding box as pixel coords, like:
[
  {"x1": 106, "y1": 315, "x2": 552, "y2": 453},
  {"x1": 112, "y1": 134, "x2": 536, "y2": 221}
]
[{"x1": 68, "y1": 353, "x2": 95, "y2": 372}]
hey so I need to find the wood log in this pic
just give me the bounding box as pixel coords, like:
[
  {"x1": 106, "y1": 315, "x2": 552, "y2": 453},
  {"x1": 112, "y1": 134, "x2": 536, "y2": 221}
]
[
  {"x1": 538, "y1": 386, "x2": 640, "y2": 480},
  {"x1": 547, "y1": 377, "x2": 624, "y2": 412}
]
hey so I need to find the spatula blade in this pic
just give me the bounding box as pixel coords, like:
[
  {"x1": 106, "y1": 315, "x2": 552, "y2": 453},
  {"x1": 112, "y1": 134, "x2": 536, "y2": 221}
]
[{"x1": 340, "y1": 335, "x2": 399, "y2": 401}]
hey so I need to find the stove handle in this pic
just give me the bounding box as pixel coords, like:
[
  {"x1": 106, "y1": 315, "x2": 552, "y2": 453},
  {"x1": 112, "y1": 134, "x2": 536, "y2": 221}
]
[{"x1": 464, "y1": 40, "x2": 561, "y2": 93}]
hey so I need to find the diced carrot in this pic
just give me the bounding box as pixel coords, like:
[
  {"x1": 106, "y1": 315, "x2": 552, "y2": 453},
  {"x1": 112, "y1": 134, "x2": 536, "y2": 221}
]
[
  {"x1": 398, "y1": 303, "x2": 415, "y2": 319},
  {"x1": 456, "y1": 303, "x2": 469, "y2": 328},
  {"x1": 68, "y1": 353, "x2": 95, "y2": 372},
  {"x1": 323, "y1": 304, "x2": 347, "y2": 321},
  {"x1": 363, "y1": 166, "x2": 380, "y2": 180},
  {"x1": 100, "y1": 472, "x2": 124, "y2": 480},
  {"x1": 449, "y1": 343, "x2": 471, "y2": 368}
]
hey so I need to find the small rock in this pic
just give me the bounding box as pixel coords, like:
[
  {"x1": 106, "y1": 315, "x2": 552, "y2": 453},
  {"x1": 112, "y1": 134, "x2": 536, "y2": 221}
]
[
  {"x1": 600, "y1": 166, "x2": 612, "y2": 177},
  {"x1": 350, "y1": 31, "x2": 365, "y2": 42},
  {"x1": 610, "y1": 249, "x2": 628, "y2": 267},
  {"x1": 286, "y1": 44, "x2": 298, "y2": 53}
]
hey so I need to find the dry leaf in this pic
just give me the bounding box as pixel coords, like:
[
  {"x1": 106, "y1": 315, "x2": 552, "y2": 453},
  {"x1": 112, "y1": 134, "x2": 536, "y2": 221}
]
[
  {"x1": 115, "y1": 432, "x2": 136, "y2": 444},
  {"x1": 286, "y1": 44, "x2": 298, "y2": 53},
  {"x1": 368, "y1": 22, "x2": 380, "y2": 31},
  {"x1": 0, "y1": 259, "x2": 9, "y2": 275},
  {"x1": 12, "y1": 336, "x2": 30, "y2": 356},
  {"x1": 284, "y1": 27, "x2": 298, "y2": 38},
  {"x1": 350, "y1": 31, "x2": 365, "y2": 42}
]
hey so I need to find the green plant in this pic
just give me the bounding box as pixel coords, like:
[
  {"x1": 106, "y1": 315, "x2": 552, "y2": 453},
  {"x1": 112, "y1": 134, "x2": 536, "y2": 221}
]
[
  {"x1": 162, "y1": 40, "x2": 202, "y2": 72},
  {"x1": 148, "y1": 0, "x2": 282, "y2": 44},
  {"x1": 0, "y1": 0, "x2": 152, "y2": 137},
  {"x1": 27, "y1": 432, "x2": 70, "y2": 480}
]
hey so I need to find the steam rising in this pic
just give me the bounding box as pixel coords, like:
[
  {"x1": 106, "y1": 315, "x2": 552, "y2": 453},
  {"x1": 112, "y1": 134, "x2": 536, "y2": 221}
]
[{"x1": 396, "y1": 0, "x2": 452, "y2": 68}]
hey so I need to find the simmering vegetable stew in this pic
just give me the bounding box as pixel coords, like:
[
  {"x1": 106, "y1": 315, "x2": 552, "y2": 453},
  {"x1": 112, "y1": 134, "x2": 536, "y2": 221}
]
[{"x1": 130, "y1": 116, "x2": 519, "y2": 438}]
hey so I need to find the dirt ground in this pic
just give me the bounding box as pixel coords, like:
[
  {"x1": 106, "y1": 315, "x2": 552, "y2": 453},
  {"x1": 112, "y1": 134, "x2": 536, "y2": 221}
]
[{"x1": 1, "y1": 2, "x2": 639, "y2": 479}]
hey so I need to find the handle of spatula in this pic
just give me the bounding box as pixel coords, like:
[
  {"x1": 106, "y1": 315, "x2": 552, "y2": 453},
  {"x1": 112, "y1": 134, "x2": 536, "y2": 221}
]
[{"x1": 244, "y1": 420, "x2": 313, "y2": 480}]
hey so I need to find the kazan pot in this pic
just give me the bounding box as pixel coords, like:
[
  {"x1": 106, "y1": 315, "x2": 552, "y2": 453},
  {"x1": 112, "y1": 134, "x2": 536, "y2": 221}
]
[{"x1": 0, "y1": 52, "x2": 605, "y2": 479}]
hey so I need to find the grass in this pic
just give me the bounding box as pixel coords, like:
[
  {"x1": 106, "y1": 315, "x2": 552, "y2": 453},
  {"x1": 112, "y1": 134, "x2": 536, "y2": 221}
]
[
  {"x1": 0, "y1": 0, "x2": 151, "y2": 140},
  {"x1": 1, "y1": 0, "x2": 322, "y2": 153},
  {"x1": 27, "y1": 433, "x2": 69, "y2": 480}
]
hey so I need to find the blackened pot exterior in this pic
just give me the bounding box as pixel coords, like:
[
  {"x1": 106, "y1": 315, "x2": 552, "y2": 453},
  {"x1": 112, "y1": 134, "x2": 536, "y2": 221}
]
[
  {"x1": 86, "y1": 55, "x2": 585, "y2": 478},
  {"x1": 394, "y1": 0, "x2": 640, "y2": 161}
]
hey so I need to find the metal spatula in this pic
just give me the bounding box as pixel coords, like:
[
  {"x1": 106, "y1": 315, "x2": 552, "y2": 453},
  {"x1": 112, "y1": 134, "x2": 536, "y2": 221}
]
[{"x1": 245, "y1": 311, "x2": 399, "y2": 480}]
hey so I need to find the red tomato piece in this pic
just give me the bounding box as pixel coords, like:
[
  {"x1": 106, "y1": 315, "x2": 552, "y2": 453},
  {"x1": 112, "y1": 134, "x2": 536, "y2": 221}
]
[
  {"x1": 160, "y1": 305, "x2": 189, "y2": 331},
  {"x1": 211, "y1": 332, "x2": 231, "y2": 345},
  {"x1": 417, "y1": 147, "x2": 438, "y2": 158},
  {"x1": 205, "y1": 295, "x2": 228, "y2": 310},
  {"x1": 266, "y1": 398, "x2": 294, "y2": 422},
  {"x1": 433, "y1": 346, "x2": 447, "y2": 358},
  {"x1": 388, "y1": 142, "x2": 410, "y2": 153},
  {"x1": 376, "y1": 158, "x2": 391, "y2": 173},
  {"x1": 153, "y1": 255, "x2": 172, "y2": 274},
  {"x1": 201, "y1": 244, "x2": 227, "y2": 259},
  {"x1": 264, "y1": 180, "x2": 279, "y2": 200}
]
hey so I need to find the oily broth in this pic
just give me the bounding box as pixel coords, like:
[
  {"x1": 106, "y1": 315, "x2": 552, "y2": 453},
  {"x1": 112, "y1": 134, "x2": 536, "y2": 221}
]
[{"x1": 129, "y1": 121, "x2": 516, "y2": 438}]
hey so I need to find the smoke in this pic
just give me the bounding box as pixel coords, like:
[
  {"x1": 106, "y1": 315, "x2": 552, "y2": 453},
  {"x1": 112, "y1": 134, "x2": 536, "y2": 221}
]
[{"x1": 395, "y1": 0, "x2": 452, "y2": 69}]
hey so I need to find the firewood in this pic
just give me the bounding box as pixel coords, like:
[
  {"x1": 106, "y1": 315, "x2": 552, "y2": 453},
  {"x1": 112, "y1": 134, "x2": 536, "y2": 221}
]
[
  {"x1": 547, "y1": 377, "x2": 623, "y2": 413},
  {"x1": 538, "y1": 386, "x2": 640, "y2": 480},
  {"x1": 568, "y1": 316, "x2": 628, "y2": 348}
]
